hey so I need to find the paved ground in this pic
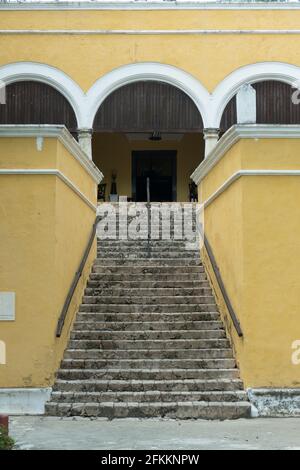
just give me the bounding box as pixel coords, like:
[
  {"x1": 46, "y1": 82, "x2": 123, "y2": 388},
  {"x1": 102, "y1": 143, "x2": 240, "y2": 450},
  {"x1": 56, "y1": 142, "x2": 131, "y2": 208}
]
[{"x1": 8, "y1": 416, "x2": 300, "y2": 450}]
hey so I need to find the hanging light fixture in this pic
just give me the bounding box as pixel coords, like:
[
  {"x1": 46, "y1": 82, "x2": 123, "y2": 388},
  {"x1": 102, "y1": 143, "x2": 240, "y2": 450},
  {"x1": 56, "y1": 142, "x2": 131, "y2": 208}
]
[{"x1": 149, "y1": 131, "x2": 162, "y2": 141}]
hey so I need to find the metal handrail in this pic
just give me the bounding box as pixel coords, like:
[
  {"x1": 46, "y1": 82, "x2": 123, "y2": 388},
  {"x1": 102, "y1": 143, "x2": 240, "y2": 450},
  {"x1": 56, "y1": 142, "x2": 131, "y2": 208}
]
[
  {"x1": 203, "y1": 234, "x2": 243, "y2": 338},
  {"x1": 56, "y1": 215, "x2": 101, "y2": 337},
  {"x1": 146, "y1": 177, "x2": 151, "y2": 258}
]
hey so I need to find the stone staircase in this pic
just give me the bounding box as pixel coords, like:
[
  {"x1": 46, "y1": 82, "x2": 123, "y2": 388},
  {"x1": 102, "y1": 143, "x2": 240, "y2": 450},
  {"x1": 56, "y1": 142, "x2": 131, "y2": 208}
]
[{"x1": 46, "y1": 203, "x2": 251, "y2": 419}]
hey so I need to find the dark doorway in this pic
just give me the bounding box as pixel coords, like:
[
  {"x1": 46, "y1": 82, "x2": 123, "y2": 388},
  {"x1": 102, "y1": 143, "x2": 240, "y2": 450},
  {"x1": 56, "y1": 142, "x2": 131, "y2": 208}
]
[{"x1": 132, "y1": 151, "x2": 177, "y2": 202}]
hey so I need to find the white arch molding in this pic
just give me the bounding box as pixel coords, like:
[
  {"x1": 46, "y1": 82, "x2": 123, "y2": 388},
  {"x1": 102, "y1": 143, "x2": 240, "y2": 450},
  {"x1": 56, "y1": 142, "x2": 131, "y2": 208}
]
[
  {"x1": 1, "y1": 61, "x2": 300, "y2": 135},
  {"x1": 212, "y1": 62, "x2": 300, "y2": 127},
  {"x1": 85, "y1": 62, "x2": 211, "y2": 128},
  {"x1": 0, "y1": 62, "x2": 86, "y2": 127}
]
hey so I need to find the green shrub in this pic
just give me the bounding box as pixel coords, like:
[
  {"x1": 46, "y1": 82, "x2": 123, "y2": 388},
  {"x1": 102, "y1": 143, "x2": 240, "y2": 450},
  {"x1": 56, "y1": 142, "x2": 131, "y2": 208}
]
[{"x1": 0, "y1": 425, "x2": 14, "y2": 450}]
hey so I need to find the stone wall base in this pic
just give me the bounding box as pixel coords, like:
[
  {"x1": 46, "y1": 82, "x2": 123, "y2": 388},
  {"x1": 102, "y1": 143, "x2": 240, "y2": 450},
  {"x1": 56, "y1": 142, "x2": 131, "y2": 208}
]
[
  {"x1": 248, "y1": 388, "x2": 300, "y2": 417},
  {"x1": 0, "y1": 388, "x2": 52, "y2": 415},
  {"x1": 2, "y1": 387, "x2": 300, "y2": 417}
]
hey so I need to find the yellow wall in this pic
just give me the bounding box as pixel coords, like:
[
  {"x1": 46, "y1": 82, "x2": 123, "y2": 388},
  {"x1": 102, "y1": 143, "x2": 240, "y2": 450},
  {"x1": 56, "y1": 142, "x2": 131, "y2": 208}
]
[
  {"x1": 93, "y1": 132, "x2": 204, "y2": 201},
  {"x1": 0, "y1": 135, "x2": 97, "y2": 387},
  {"x1": 1, "y1": 9, "x2": 300, "y2": 92},
  {"x1": 2, "y1": 6, "x2": 300, "y2": 391},
  {"x1": 199, "y1": 137, "x2": 300, "y2": 388}
]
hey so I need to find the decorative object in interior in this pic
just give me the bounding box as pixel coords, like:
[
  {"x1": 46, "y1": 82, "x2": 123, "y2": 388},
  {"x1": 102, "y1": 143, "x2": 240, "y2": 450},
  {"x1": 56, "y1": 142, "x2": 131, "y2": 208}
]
[
  {"x1": 189, "y1": 180, "x2": 198, "y2": 202},
  {"x1": 97, "y1": 183, "x2": 107, "y2": 202},
  {"x1": 109, "y1": 170, "x2": 118, "y2": 202}
]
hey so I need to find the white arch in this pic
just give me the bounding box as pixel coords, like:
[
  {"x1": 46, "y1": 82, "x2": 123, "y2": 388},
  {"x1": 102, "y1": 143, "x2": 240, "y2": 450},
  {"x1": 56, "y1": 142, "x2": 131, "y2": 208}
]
[
  {"x1": 85, "y1": 62, "x2": 211, "y2": 128},
  {"x1": 212, "y1": 62, "x2": 300, "y2": 127},
  {"x1": 3, "y1": 61, "x2": 300, "y2": 133},
  {"x1": 0, "y1": 62, "x2": 86, "y2": 127}
]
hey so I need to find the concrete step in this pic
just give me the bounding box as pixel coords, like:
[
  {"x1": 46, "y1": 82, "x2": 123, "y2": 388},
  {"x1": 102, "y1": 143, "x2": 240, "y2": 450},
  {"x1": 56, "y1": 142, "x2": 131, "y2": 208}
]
[
  {"x1": 98, "y1": 229, "x2": 198, "y2": 234},
  {"x1": 89, "y1": 272, "x2": 207, "y2": 281},
  {"x1": 98, "y1": 211, "x2": 196, "y2": 216},
  {"x1": 68, "y1": 338, "x2": 231, "y2": 350},
  {"x1": 93, "y1": 259, "x2": 202, "y2": 266},
  {"x1": 98, "y1": 215, "x2": 196, "y2": 220},
  {"x1": 64, "y1": 348, "x2": 234, "y2": 360},
  {"x1": 45, "y1": 401, "x2": 251, "y2": 419},
  {"x1": 97, "y1": 248, "x2": 199, "y2": 253},
  {"x1": 97, "y1": 251, "x2": 200, "y2": 259},
  {"x1": 98, "y1": 221, "x2": 197, "y2": 226},
  {"x1": 97, "y1": 220, "x2": 197, "y2": 224},
  {"x1": 75, "y1": 312, "x2": 221, "y2": 322},
  {"x1": 97, "y1": 241, "x2": 198, "y2": 247},
  {"x1": 84, "y1": 287, "x2": 212, "y2": 297},
  {"x1": 98, "y1": 223, "x2": 197, "y2": 228},
  {"x1": 98, "y1": 215, "x2": 197, "y2": 219},
  {"x1": 87, "y1": 279, "x2": 210, "y2": 289},
  {"x1": 92, "y1": 266, "x2": 204, "y2": 274},
  {"x1": 57, "y1": 368, "x2": 239, "y2": 381},
  {"x1": 52, "y1": 378, "x2": 244, "y2": 393},
  {"x1": 98, "y1": 222, "x2": 197, "y2": 226},
  {"x1": 70, "y1": 330, "x2": 226, "y2": 341},
  {"x1": 98, "y1": 237, "x2": 199, "y2": 242},
  {"x1": 78, "y1": 304, "x2": 218, "y2": 313},
  {"x1": 49, "y1": 390, "x2": 248, "y2": 404},
  {"x1": 60, "y1": 358, "x2": 236, "y2": 370},
  {"x1": 81, "y1": 296, "x2": 215, "y2": 305},
  {"x1": 97, "y1": 241, "x2": 197, "y2": 248},
  {"x1": 72, "y1": 320, "x2": 224, "y2": 331}
]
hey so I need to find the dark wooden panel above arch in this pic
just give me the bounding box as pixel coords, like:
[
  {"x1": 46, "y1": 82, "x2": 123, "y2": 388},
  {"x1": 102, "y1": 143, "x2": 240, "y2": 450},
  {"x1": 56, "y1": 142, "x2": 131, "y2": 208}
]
[
  {"x1": 0, "y1": 81, "x2": 78, "y2": 133},
  {"x1": 220, "y1": 80, "x2": 300, "y2": 133},
  {"x1": 220, "y1": 96, "x2": 237, "y2": 134},
  {"x1": 253, "y1": 80, "x2": 300, "y2": 124},
  {"x1": 93, "y1": 81, "x2": 203, "y2": 133}
]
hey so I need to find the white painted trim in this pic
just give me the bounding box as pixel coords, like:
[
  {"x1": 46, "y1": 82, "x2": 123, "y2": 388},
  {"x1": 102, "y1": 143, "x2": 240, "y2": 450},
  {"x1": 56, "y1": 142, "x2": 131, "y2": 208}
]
[
  {"x1": 203, "y1": 169, "x2": 300, "y2": 209},
  {"x1": 1, "y1": 2, "x2": 300, "y2": 12},
  {"x1": 212, "y1": 62, "x2": 300, "y2": 127},
  {"x1": 0, "y1": 387, "x2": 52, "y2": 415},
  {"x1": 0, "y1": 62, "x2": 86, "y2": 128},
  {"x1": 191, "y1": 124, "x2": 300, "y2": 184},
  {"x1": 0, "y1": 125, "x2": 103, "y2": 183},
  {"x1": 0, "y1": 168, "x2": 97, "y2": 211},
  {"x1": 3, "y1": 29, "x2": 300, "y2": 35},
  {"x1": 86, "y1": 62, "x2": 210, "y2": 128},
  {"x1": 248, "y1": 388, "x2": 300, "y2": 417},
  {"x1": 3, "y1": 61, "x2": 300, "y2": 132}
]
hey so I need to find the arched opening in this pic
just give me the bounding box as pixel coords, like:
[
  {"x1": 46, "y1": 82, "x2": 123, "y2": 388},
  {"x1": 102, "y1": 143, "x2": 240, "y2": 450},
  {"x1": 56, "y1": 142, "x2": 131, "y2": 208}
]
[
  {"x1": 92, "y1": 81, "x2": 204, "y2": 202},
  {"x1": 220, "y1": 80, "x2": 300, "y2": 133},
  {"x1": 0, "y1": 80, "x2": 78, "y2": 136}
]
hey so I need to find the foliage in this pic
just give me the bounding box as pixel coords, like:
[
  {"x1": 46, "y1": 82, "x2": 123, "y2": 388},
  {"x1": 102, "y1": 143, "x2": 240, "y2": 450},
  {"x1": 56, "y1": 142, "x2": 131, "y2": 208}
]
[{"x1": 0, "y1": 425, "x2": 14, "y2": 450}]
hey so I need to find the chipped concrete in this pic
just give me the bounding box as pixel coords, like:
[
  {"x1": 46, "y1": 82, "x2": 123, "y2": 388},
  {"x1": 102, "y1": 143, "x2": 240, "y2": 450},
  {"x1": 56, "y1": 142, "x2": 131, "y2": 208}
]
[
  {"x1": 9, "y1": 416, "x2": 300, "y2": 450},
  {"x1": 248, "y1": 389, "x2": 300, "y2": 417}
]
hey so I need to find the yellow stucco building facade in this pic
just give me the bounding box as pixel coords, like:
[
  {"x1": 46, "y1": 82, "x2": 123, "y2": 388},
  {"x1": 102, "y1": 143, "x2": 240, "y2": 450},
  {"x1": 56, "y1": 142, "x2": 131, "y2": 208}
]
[{"x1": 1, "y1": 0, "x2": 300, "y2": 417}]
